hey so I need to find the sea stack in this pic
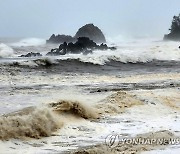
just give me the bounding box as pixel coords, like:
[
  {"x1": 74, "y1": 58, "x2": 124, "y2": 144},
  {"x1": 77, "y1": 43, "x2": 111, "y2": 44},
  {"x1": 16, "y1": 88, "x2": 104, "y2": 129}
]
[
  {"x1": 46, "y1": 24, "x2": 106, "y2": 44},
  {"x1": 75, "y1": 24, "x2": 106, "y2": 43}
]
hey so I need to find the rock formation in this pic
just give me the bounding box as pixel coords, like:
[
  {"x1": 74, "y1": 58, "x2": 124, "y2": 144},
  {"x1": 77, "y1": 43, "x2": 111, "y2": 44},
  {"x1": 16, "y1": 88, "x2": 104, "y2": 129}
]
[
  {"x1": 46, "y1": 37, "x2": 116, "y2": 56},
  {"x1": 74, "y1": 24, "x2": 106, "y2": 43},
  {"x1": 46, "y1": 24, "x2": 106, "y2": 44},
  {"x1": 46, "y1": 34, "x2": 76, "y2": 44},
  {"x1": 164, "y1": 14, "x2": 180, "y2": 41}
]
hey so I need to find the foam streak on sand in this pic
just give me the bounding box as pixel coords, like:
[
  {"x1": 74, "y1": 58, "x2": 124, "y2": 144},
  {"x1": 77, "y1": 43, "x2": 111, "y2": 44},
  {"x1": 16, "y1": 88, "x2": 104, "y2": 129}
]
[
  {"x1": 0, "y1": 88, "x2": 179, "y2": 153},
  {"x1": 96, "y1": 91, "x2": 143, "y2": 115},
  {"x1": 73, "y1": 130, "x2": 177, "y2": 154}
]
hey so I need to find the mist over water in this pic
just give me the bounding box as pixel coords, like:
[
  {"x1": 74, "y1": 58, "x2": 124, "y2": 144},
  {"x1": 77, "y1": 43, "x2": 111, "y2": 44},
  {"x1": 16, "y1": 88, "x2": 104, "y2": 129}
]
[
  {"x1": 11, "y1": 38, "x2": 46, "y2": 47},
  {"x1": 0, "y1": 43, "x2": 14, "y2": 58}
]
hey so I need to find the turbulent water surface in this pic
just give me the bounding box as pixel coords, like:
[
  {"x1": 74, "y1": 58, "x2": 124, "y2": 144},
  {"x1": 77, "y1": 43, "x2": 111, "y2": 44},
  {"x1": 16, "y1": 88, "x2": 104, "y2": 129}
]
[{"x1": 0, "y1": 38, "x2": 180, "y2": 154}]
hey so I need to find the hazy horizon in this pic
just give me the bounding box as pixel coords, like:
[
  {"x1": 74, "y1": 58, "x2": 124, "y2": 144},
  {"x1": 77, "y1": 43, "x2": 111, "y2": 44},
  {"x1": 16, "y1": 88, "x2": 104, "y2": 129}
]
[{"x1": 0, "y1": 0, "x2": 180, "y2": 39}]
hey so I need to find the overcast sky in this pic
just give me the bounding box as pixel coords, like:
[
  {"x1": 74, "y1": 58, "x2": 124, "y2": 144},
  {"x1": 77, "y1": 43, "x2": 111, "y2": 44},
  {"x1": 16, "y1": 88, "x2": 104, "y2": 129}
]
[{"x1": 0, "y1": 0, "x2": 180, "y2": 38}]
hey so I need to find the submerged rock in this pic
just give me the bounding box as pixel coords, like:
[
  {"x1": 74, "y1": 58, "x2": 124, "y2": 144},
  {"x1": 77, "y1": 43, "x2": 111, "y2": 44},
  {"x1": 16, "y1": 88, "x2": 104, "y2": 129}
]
[{"x1": 46, "y1": 37, "x2": 116, "y2": 56}]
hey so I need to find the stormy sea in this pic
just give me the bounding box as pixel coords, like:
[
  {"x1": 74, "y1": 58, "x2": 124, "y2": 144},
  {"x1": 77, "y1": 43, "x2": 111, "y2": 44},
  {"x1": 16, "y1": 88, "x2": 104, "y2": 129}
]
[{"x1": 0, "y1": 37, "x2": 180, "y2": 154}]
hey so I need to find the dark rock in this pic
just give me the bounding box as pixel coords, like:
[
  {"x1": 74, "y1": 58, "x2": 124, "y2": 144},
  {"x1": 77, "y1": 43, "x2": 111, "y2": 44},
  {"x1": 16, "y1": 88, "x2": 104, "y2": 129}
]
[
  {"x1": 109, "y1": 47, "x2": 117, "y2": 50},
  {"x1": 46, "y1": 49, "x2": 66, "y2": 56},
  {"x1": 164, "y1": 14, "x2": 180, "y2": 41},
  {"x1": 34, "y1": 59, "x2": 53, "y2": 67},
  {"x1": 75, "y1": 24, "x2": 106, "y2": 43},
  {"x1": 46, "y1": 34, "x2": 76, "y2": 44},
  {"x1": 99, "y1": 43, "x2": 108, "y2": 50},
  {"x1": 46, "y1": 37, "x2": 116, "y2": 56},
  {"x1": 19, "y1": 52, "x2": 42, "y2": 57}
]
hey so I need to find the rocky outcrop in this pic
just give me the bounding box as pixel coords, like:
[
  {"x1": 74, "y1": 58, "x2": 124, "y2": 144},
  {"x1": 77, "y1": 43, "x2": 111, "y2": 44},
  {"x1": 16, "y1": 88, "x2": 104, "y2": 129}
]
[
  {"x1": 19, "y1": 52, "x2": 42, "y2": 57},
  {"x1": 46, "y1": 37, "x2": 116, "y2": 56},
  {"x1": 46, "y1": 24, "x2": 106, "y2": 44},
  {"x1": 75, "y1": 24, "x2": 106, "y2": 43},
  {"x1": 164, "y1": 14, "x2": 180, "y2": 41},
  {"x1": 46, "y1": 34, "x2": 76, "y2": 44}
]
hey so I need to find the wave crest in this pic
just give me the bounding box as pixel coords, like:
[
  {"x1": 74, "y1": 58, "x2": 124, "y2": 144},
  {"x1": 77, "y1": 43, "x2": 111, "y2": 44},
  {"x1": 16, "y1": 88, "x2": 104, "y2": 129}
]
[
  {"x1": 0, "y1": 107, "x2": 62, "y2": 140},
  {"x1": 0, "y1": 100, "x2": 99, "y2": 140},
  {"x1": 49, "y1": 100, "x2": 99, "y2": 119}
]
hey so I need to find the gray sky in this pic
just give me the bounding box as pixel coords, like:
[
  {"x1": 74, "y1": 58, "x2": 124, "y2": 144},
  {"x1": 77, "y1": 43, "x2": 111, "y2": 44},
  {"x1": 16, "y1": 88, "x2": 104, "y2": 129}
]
[{"x1": 0, "y1": 0, "x2": 180, "y2": 38}]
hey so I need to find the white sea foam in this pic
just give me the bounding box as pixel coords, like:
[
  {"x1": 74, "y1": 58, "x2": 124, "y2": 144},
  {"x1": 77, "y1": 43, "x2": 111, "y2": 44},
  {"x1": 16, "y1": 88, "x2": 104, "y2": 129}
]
[
  {"x1": 1, "y1": 38, "x2": 180, "y2": 65},
  {"x1": 51, "y1": 40, "x2": 180, "y2": 65},
  {"x1": 11, "y1": 38, "x2": 46, "y2": 47},
  {"x1": 0, "y1": 43, "x2": 14, "y2": 58}
]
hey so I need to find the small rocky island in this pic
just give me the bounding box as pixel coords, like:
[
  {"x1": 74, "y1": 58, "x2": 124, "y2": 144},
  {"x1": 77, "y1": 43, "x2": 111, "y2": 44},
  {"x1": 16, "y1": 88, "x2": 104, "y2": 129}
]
[
  {"x1": 46, "y1": 24, "x2": 106, "y2": 44},
  {"x1": 74, "y1": 24, "x2": 106, "y2": 43},
  {"x1": 164, "y1": 13, "x2": 180, "y2": 41},
  {"x1": 46, "y1": 37, "x2": 116, "y2": 56},
  {"x1": 19, "y1": 24, "x2": 116, "y2": 57}
]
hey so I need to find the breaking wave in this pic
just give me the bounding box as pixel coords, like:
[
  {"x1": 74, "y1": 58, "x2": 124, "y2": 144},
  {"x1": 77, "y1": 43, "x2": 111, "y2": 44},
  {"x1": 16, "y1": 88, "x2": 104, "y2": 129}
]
[
  {"x1": 11, "y1": 38, "x2": 46, "y2": 47},
  {"x1": 49, "y1": 100, "x2": 99, "y2": 119},
  {"x1": 0, "y1": 100, "x2": 98, "y2": 140},
  {"x1": 0, "y1": 92, "x2": 139, "y2": 140},
  {"x1": 1, "y1": 57, "x2": 180, "y2": 72},
  {"x1": 65, "y1": 43, "x2": 180, "y2": 65},
  {"x1": 0, "y1": 39, "x2": 180, "y2": 67},
  {"x1": 0, "y1": 107, "x2": 61, "y2": 140},
  {"x1": 32, "y1": 43, "x2": 180, "y2": 65},
  {"x1": 0, "y1": 43, "x2": 14, "y2": 58},
  {"x1": 47, "y1": 38, "x2": 180, "y2": 65}
]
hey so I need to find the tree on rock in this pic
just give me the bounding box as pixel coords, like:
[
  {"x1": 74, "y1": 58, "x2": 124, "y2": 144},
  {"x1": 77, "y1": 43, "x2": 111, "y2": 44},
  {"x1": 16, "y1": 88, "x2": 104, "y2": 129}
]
[{"x1": 164, "y1": 14, "x2": 180, "y2": 41}]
